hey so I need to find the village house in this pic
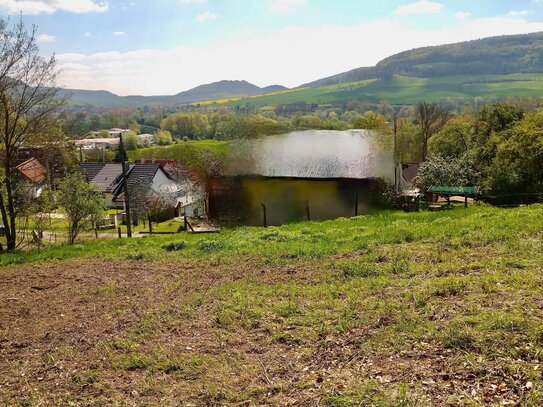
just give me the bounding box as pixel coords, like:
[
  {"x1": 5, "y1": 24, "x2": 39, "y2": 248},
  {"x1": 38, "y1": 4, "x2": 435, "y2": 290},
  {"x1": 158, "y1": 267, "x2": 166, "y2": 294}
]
[
  {"x1": 76, "y1": 133, "x2": 155, "y2": 151},
  {"x1": 90, "y1": 128, "x2": 130, "y2": 138},
  {"x1": 75, "y1": 138, "x2": 120, "y2": 150},
  {"x1": 15, "y1": 158, "x2": 47, "y2": 198},
  {"x1": 79, "y1": 162, "x2": 199, "y2": 219},
  {"x1": 134, "y1": 159, "x2": 203, "y2": 217}
]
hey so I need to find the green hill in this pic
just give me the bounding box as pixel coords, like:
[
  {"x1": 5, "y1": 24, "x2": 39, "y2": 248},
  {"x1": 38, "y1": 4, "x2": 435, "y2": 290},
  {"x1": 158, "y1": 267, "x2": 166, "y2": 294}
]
[{"x1": 231, "y1": 73, "x2": 543, "y2": 107}]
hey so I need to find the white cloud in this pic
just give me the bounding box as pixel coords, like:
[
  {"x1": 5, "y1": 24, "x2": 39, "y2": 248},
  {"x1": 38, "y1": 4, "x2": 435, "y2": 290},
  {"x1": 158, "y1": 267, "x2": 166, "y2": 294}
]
[
  {"x1": 455, "y1": 11, "x2": 471, "y2": 19},
  {"x1": 395, "y1": 1, "x2": 444, "y2": 16},
  {"x1": 112, "y1": 31, "x2": 125, "y2": 36},
  {"x1": 507, "y1": 10, "x2": 529, "y2": 17},
  {"x1": 0, "y1": 0, "x2": 108, "y2": 15},
  {"x1": 84, "y1": 32, "x2": 92, "y2": 37},
  {"x1": 37, "y1": 33, "x2": 56, "y2": 42},
  {"x1": 269, "y1": 0, "x2": 306, "y2": 14},
  {"x1": 56, "y1": 16, "x2": 543, "y2": 96},
  {"x1": 196, "y1": 11, "x2": 218, "y2": 22}
]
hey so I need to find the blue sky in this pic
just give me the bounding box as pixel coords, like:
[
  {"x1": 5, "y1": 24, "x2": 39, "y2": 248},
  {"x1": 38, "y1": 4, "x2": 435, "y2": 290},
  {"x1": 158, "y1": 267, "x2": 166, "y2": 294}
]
[{"x1": 2, "y1": 0, "x2": 543, "y2": 95}]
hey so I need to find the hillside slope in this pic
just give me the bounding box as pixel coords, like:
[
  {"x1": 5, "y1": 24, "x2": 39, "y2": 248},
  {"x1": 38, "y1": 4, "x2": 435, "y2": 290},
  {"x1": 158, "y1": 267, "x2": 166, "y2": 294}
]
[{"x1": 1, "y1": 206, "x2": 542, "y2": 404}]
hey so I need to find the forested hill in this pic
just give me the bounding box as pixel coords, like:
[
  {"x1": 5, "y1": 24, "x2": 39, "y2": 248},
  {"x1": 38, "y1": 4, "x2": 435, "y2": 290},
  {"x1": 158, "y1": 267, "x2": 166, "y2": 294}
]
[
  {"x1": 62, "y1": 80, "x2": 288, "y2": 108},
  {"x1": 303, "y1": 32, "x2": 543, "y2": 87}
]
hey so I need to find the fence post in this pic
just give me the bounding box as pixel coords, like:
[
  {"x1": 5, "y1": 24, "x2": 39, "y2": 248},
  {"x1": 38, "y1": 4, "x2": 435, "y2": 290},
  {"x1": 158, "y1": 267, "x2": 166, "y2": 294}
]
[
  {"x1": 117, "y1": 227, "x2": 122, "y2": 238},
  {"x1": 354, "y1": 192, "x2": 359, "y2": 217},
  {"x1": 261, "y1": 203, "x2": 267, "y2": 228},
  {"x1": 306, "y1": 201, "x2": 311, "y2": 221}
]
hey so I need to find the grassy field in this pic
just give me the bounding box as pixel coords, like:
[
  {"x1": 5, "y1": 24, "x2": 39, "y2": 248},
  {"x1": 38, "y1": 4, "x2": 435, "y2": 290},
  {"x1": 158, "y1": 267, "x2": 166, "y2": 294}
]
[
  {"x1": 1, "y1": 205, "x2": 543, "y2": 405},
  {"x1": 219, "y1": 74, "x2": 543, "y2": 107}
]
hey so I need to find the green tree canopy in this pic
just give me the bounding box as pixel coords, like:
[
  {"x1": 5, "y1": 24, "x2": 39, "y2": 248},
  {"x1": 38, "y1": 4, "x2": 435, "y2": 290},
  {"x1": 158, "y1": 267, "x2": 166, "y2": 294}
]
[
  {"x1": 123, "y1": 131, "x2": 140, "y2": 150},
  {"x1": 429, "y1": 116, "x2": 473, "y2": 159},
  {"x1": 354, "y1": 111, "x2": 388, "y2": 130},
  {"x1": 484, "y1": 111, "x2": 543, "y2": 194},
  {"x1": 414, "y1": 155, "x2": 480, "y2": 192},
  {"x1": 155, "y1": 130, "x2": 173, "y2": 145},
  {"x1": 472, "y1": 102, "x2": 524, "y2": 168}
]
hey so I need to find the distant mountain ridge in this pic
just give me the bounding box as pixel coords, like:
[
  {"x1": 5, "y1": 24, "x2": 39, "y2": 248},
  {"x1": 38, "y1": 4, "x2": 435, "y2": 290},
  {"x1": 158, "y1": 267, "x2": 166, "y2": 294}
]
[{"x1": 62, "y1": 80, "x2": 288, "y2": 108}]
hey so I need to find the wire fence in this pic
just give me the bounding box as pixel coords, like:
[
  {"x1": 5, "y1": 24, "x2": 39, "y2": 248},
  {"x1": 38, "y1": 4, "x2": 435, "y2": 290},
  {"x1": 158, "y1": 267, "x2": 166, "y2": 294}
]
[{"x1": 478, "y1": 192, "x2": 543, "y2": 207}]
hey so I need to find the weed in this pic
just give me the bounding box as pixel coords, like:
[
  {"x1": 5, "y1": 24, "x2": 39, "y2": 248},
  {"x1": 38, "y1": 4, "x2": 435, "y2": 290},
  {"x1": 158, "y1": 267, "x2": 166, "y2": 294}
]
[
  {"x1": 92, "y1": 283, "x2": 118, "y2": 296},
  {"x1": 162, "y1": 241, "x2": 187, "y2": 251},
  {"x1": 126, "y1": 252, "x2": 146, "y2": 260},
  {"x1": 198, "y1": 241, "x2": 224, "y2": 252},
  {"x1": 73, "y1": 370, "x2": 99, "y2": 386},
  {"x1": 118, "y1": 352, "x2": 150, "y2": 371},
  {"x1": 340, "y1": 260, "x2": 380, "y2": 278}
]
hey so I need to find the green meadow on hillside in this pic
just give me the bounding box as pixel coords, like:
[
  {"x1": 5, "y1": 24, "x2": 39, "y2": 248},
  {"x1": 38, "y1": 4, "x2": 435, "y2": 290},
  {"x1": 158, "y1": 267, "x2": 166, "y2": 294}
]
[{"x1": 218, "y1": 74, "x2": 543, "y2": 107}]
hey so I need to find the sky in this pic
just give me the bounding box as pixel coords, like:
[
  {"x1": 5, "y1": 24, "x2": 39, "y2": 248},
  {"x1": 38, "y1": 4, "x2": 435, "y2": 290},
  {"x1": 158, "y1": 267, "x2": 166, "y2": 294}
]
[{"x1": 2, "y1": 0, "x2": 543, "y2": 96}]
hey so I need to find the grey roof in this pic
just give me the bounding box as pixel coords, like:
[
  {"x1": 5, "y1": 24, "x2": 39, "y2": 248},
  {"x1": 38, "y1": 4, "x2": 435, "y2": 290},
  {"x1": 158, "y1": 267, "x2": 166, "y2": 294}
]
[
  {"x1": 79, "y1": 163, "x2": 106, "y2": 182},
  {"x1": 91, "y1": 164, "x2": 124, "y2": 193},
  {"x1": 80, "y1": 162, "x2": 175, "y2": 198},
  {"x1": 112, "y1": 163, "x2": 169, "y2": 197}
]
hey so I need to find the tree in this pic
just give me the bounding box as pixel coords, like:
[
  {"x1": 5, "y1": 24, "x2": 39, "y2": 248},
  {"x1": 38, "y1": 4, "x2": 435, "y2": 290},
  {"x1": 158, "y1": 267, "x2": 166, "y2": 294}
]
[
  {"x1": 57, "y1": 173, "x2": 104, "y2": 244},
  {"x1": 396, "y1": 122, "x2": 423, "y2": 163},
  {"x1": 123, "y1": 131, "x2": 140, "y2": 150},
  {"x1": 414, "y1": 155, "x2": 480, "y2": 193},
  {"x1": 416, "y1": 102, "x2": 450, "y2": 161},
  {"x1": 155, "y1": 130, "x2": 173, "y2": 145},
  {"x1": 161, "y1": 112, "x2": 193, "y2": 138},
  {"x1": 354, "y1": 111, "x2": 388, "y2": 130},
  {"x1": 484, "y1": 111, "x2": 543, "y2": 195},
  {"x1": 428, "y1": 116, "x2": 474, "y2": 159},
  {"x1": 472, "y1": 102, "x2": 524, "y2": 169},
  {"x1": 96, "y1": 129, "x2": 110, "y2": 138},
  {"x1": 0, "y1": 17, "x2": 66, "y2": 251}
]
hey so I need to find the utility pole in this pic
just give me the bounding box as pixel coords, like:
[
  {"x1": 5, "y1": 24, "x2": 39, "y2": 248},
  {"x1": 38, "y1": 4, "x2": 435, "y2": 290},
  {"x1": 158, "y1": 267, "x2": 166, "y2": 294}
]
[
  {"x1": 119, "y1": 133, "x2": 132, "y2": 238},
  {"x1": 393, "y1": 114, "x2": 399, "y2": 193}
]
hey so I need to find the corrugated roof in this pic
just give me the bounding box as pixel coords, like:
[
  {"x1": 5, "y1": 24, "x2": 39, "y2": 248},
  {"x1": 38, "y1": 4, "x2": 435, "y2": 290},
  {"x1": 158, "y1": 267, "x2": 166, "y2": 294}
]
[{"x1": 16, "y1": 158, "x2": 46, "y2": 184}]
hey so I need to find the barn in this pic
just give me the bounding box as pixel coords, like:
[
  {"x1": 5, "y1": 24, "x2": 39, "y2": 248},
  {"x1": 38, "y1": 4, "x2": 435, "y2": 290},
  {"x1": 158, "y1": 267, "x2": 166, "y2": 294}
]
[{"x1": 209, "y1": 130, "x2": 394, "y2": 226}]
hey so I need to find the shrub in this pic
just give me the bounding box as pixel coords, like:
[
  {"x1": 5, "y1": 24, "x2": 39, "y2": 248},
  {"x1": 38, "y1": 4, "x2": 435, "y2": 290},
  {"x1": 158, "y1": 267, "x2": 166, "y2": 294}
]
[
  {"x1": 162, "y1": 241, "x2": 187, "y2": 251},
  {"x1": 198, "y1": 241, "x2": 224, "y2": 252}
]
